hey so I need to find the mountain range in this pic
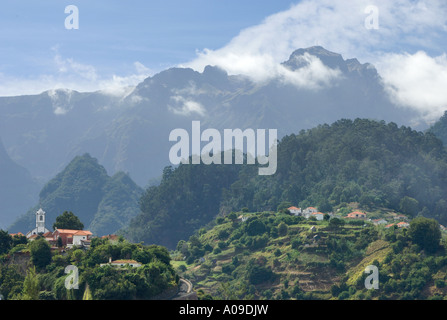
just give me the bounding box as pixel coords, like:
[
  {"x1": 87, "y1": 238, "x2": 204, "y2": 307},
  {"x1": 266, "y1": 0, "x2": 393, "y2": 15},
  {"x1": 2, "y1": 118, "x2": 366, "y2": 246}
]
[
  {"x1": 0, "y1": 46, "x2": 434, "y2": 229},
  {"x1": 7, "y1": 153, "x2": 143, "y2": 236}
]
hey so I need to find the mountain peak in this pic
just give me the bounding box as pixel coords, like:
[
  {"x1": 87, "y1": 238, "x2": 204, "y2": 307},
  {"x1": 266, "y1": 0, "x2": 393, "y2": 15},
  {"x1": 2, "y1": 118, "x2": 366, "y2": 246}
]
[
  {"x1": 282, "y1": 46, "x2": 377, "y2": 77},
  {"x1": 283, "y1": 46, "x2": 347, "y2": 72}
]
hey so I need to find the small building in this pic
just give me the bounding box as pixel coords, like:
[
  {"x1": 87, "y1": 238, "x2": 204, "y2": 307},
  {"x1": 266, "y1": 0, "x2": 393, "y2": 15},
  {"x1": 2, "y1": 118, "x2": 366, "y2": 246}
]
[
  {"x1": 303, "y1": 207, "x2": 318, "y2": 215},
  {"x1": 347, "y1": 211, "x2": 366, "y2": 219},
  {"x1": 372, "y1": 219, "x2": 388, "y2": 226},
  {"x1": 397, "y1": 221, "x2": 410, "y2": 228},
  {"x1": 53, "y1": 228, "x2": 92, "y2": 248},
  {"x1": 101, "y1": 234, "x2": 120, "y2": 244},
  {"x1": 312, "y1": 212, "x2": 325, "y2": 221},
  {"x1": 100, "y1": 257, "x2": 142, "y2": 268},
  {"x1": 287, "y1": 206, "x2": 302, "y2": 216},
  {"x1": 9, "y1": 232, "x2": 25, "y2": 238},
  {"x1": 393, "y1": 214, "x2": 408, "y2": 221}
]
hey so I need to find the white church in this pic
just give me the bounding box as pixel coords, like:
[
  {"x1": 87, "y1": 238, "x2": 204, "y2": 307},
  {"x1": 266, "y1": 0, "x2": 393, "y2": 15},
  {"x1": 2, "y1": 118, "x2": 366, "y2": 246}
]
[{"x1": 26, "y1": 208, "x2": 51, "y2": 238}]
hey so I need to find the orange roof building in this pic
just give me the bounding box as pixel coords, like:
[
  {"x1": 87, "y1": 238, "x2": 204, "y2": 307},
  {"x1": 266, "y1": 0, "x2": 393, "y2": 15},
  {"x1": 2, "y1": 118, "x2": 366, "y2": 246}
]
[
  {"x1": 9, "y1": 232, "x2": 25, "y2": 237},
  {"x1": 53, "y1": 228, "x2": 92, "y2": 247},
  {"x1": 347, "y1": 211, "x2": 367, "y2": 219}
]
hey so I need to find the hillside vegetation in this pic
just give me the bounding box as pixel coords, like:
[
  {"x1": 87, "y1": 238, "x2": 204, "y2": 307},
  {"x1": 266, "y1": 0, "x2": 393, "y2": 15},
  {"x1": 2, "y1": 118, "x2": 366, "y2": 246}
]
[
  {"x1": 0, "y1": 233, "x2": 177, "y2": 300},
  {"x1": 173, "y1": 210, "x2": 447, "y2": 300},
  {"x1": 128, "y1": 118, "x2": 447, "y2": 249}
]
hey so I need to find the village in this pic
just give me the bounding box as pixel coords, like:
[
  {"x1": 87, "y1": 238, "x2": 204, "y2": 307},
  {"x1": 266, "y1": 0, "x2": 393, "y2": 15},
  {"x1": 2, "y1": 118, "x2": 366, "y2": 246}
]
[
  {"x1": 10, "y1": 205, "x2": 447, "y2": 256},
  {"x1": 283, "y1": 205, "x2": 447, "y2": 232},
  {"x1": 8, "y1": 208, "x2": 139, "y2": 268},
  {"x1": 285, "y1": 205, "x2": 409, "y2": 228}
]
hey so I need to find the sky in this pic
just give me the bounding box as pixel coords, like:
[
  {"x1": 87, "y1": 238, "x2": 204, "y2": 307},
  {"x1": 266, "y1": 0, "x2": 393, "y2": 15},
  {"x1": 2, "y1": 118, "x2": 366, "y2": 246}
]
[{"x1": 1, "y1": 0, "x2": 447, "y2": 123}]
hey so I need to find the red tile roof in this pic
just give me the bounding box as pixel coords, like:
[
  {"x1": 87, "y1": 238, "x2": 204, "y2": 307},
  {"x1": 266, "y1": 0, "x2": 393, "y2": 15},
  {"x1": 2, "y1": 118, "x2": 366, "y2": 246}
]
[
  {"x1": 54, "y1": 229, "x2": 92, "y2": 236},
  {"x1": 9, "y1": 232, "x2": 24, "y2": 237}
]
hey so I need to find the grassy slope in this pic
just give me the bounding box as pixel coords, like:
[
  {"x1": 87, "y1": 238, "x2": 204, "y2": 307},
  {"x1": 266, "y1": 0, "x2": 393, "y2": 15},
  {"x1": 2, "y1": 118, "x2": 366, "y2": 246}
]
[{"x1": 173, "y1": 209, "x2": 447, "y2": 300}]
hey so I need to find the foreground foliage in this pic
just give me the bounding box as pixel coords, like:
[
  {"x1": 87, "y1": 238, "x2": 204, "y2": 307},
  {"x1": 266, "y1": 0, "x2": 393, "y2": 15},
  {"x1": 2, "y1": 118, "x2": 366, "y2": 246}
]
[{"x1": 0, "y1": 235, "x2": 178, "y2": 300}]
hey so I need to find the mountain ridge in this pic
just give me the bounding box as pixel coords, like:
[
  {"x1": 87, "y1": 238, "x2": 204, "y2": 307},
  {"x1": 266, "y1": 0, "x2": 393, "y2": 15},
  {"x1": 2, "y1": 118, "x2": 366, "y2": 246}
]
[
  {"x1": 0, "y1": 46, "x2": 425, "y2": 224},
  {"x1": 7, "y1": 153, "x2": 143, "y2": 236}
]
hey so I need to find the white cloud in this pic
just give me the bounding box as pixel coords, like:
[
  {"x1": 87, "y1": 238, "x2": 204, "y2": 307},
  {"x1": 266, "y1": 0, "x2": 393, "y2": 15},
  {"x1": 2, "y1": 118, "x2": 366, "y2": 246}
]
[
  {"x1": 0, "y1": 53, "x2": 152, "y2": 97},
  {"x1": 377, "y1": 51, "x2": 447, "y2": 123},
  {"x1": 168, "y1": 95, "x2": 206, "y2": 116},
  {"x1": 47, "y1": 88, "x2": 74, "y2": 115},
  {"x1": 277, "y1": 53, "x2": 342, "y2": 89},
  {"x1": 54, "y1": 53, "x2": 98, "y2": 82},
  {"x1": 183, "y1": 0, "x2": 447, "y2": 122}
]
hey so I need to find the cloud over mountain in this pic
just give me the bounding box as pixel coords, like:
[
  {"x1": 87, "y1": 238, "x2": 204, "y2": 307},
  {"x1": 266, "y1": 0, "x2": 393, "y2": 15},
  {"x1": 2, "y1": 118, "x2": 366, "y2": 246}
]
[{"x1": 184, "y1": 0, "x2": 447, "y2": 122}]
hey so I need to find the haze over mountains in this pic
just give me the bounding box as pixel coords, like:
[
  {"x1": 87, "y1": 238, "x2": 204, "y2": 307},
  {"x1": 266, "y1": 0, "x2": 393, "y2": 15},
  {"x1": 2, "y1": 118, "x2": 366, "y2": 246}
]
[{"x1": 0, "y1": 46, "x2": 431, "y2": 230}]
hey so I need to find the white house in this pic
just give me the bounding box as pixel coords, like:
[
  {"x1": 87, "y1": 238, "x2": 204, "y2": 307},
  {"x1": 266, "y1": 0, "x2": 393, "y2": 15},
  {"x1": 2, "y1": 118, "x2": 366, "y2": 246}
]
[
  {"x1": 100, "y1": 258, "x2": 142, "y2": 268},
  {"x1": 311, "y1": 212, "x2": 325, "y2": 221},
  {"x1": 303, "y1": 207, "x2": 318, "y2": 214},
  {"x1": 371, "y1": 219, "x2": 388, "y2": 226},
  {"x1": 287, "y1": 206, "x2": 302, "y2": 216},
  {"x1": 302, "y1": 207, "x2": 318, "y2": 219},
  {"x1": 72, "y1": 230, "x2": 92, "y2": 247}
]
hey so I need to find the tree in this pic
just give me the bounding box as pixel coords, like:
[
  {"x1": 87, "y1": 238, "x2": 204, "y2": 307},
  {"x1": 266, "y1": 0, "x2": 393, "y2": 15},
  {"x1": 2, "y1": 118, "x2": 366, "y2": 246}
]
[
  {"x1": 278, "y1": 222, "x2": 288, "y2": 237},
  {"x1": 0, "y1": 265, "x2": 24, "y2": 300},
  {"x1": 246, "y1": 219, "x2": 267, "y2": 236},
  {"x1": 408, "y1": 217, "x2": 441, "y2": 253},
  {"x1": 399, "y1": 196, "x2": 419, "y2": 217},
  {"x1": 0, "y1": 230, "x2": 12, "y2": 255},
  {"x1": 53, "y1": 211, "x2": 84, "y2": 230},
  {"x1": 277, "y1": 201, "x2": 292, "y2": 213},
  {"x1": 329, "y1": 218, "x2": 345, "y2": 229},
  {"x1": 21, "y1": 266, "x2": 39, "y2": 300},
  {"x1": 29, "y1": 237, "x2": 52, "y2": 271}
]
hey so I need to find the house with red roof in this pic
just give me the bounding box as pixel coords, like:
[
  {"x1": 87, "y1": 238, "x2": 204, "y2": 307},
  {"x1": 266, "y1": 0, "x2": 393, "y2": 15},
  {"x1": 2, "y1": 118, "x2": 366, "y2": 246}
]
[
  {"x1": 287, "y1": 206, "x2": 302, "y2": 215},
  {"x1": 100, "y1": 257, "x2": 142, "y2": 268},
  {"x1": 9, "y1": 232, "x2": 25, "y2": 237},
  {"x1": 312, "y1": 212, "x2": 325, "y2": 221},
  {"x1": 397, "y1": 221, "x2": 410, "y2": 228},
  {"x1": 53, "y1": 228, "x2": 92, "y2": 248},
  {"x1": 347, "y1": 211, "x2": 367, "y2": 219}
]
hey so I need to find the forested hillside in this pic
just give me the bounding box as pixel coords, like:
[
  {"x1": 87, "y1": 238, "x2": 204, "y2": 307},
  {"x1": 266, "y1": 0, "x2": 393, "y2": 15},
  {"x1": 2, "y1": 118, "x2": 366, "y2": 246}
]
[
  {"x1": 429, "y1": 110, "x2": 447, "y2": 146},
  {"x1": 223, "y1": 118, "x2": 447, "y2": 223},
  {"x1": 8, "y1": 154, "x2": 143, "y2": 236},
  {"x1": 124, "y1": 163, "x2": 242, "y2": 249},
  {"x1": 127, "y1": 118, "x2": 447, "y2": 249}
]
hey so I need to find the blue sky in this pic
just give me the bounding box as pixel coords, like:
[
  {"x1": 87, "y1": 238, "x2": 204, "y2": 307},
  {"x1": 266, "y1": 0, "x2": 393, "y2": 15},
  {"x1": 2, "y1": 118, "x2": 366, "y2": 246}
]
[
  {"x1": 0, "y1": 1, "x2": 295, "y2": 84},
  {"x1": 1, "y1": 1, "x2": 447, "y2": 123}
]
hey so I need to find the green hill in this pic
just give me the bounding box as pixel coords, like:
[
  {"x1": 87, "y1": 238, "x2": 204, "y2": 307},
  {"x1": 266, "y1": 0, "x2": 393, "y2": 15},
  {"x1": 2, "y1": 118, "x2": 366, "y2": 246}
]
[
  {"x1": 8, "y1": 154, "x2": 143, "y2": 236},
  {"x1": 173, "y1": 210, "x2": 447, "y2": 300},
  {"x1": 128, "y1": 118, "x2": 447, "y2": 249}
]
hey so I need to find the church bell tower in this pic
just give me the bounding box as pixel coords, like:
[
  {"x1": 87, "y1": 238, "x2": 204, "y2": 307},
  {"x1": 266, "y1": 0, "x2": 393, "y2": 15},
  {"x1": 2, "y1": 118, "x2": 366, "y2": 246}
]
[{"x1": 36, "y1": 208, "x2": 46, "y2": 234}]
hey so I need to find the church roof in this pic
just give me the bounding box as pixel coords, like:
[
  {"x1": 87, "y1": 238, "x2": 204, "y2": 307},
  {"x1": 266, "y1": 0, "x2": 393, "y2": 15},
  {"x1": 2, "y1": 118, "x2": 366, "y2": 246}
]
[{"x1": 54, "y1": 229, "x2": 92, "y2": 236}]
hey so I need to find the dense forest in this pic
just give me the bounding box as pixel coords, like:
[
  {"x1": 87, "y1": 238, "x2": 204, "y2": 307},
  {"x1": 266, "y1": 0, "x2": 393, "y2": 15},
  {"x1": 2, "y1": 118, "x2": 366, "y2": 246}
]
[{"x1": 127, "y1": 118, "x2": 447, "y2": 249}]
